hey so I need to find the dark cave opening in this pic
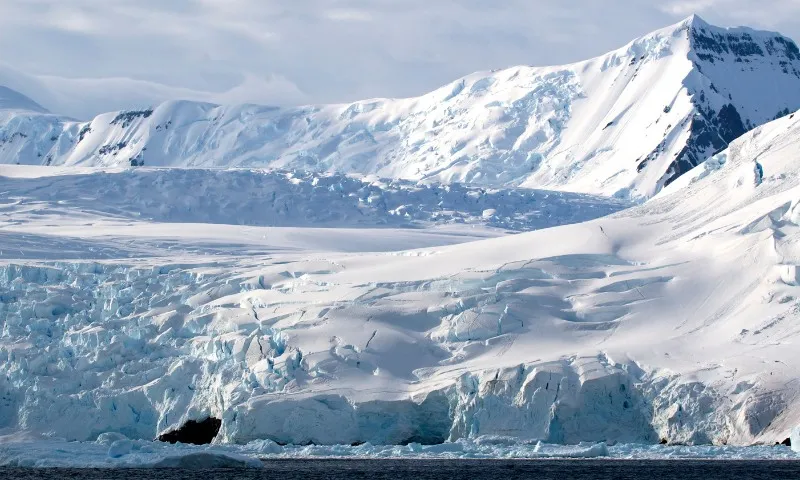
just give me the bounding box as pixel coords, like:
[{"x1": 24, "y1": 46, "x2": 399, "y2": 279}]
[{"x1": 157, "y1": 417, "x2": 222, "y2": 445}]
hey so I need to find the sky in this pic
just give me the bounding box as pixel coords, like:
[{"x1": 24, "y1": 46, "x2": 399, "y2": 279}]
[{"x1": 1, "y1": 0, "x2": 799, "y2": 119}]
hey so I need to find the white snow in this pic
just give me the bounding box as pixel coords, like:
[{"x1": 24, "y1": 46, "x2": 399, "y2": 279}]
[
  {"x1": 1, "y1": 109, "x2": 800, "y2": 451},
  {"x1": 2, "y1": 16, "x2": 800, "y2": 464},
  {"x1": 1, "y1": 16, "x2": 799, "y2": 199}
]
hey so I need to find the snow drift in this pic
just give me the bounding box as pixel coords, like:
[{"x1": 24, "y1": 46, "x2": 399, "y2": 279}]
[{"x1": 1, "y1": 16, "x2": 800, "y2": 199}]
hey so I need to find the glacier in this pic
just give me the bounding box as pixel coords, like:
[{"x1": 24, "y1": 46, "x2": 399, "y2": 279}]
[
  {"x1": 0, "y1": 166, "x2": 628, "y2": 232},
  {"x1": 2, "y1": 109, "x2": 800, "y2": 451},
  {"x1": 2, "y1": 15, "x2": 800, "y2": 465},
  {"x1": 1, "y1": 16, "x2": 800, "y2": 199}
]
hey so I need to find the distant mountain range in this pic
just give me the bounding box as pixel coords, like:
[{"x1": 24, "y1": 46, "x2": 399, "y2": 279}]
[{"x1": 1, "y1": 15, "x2": 799, "y2": 199}]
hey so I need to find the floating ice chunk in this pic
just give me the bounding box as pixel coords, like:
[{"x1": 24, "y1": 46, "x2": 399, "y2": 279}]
[
  {"x1": 0, "y1": 439, "x2": 264, "y2": 468},
  {"x1": 533, "y1": 441, "x2": 609, "y2": 458},
  {"x1": 108, "y1": 439, "x2": 133, "y2": 458},
  {"x1": 96, "y1": 432, "x2": 130, "y2": 447},
  {"x1": 244, "y1": 439, "x2": 283, "y2": 455}
]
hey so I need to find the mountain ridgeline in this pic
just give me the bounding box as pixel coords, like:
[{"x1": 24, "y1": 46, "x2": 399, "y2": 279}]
[
  {"x1": 665, "y1": 18, "x2": 800, "y2": 185},
  {"x1": 0, "y1": 16, "x2": 799, "y2": 199}
]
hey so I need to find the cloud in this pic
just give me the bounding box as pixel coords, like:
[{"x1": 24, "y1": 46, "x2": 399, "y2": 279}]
[
  {"x1": 326, "y1": 9, "x2": 373, "y2": 22},
  {"x1": 0, "y1": 0, "x2": 798, "y2": 117},
  {"x1": 0, "y1": 63, "x2": 308, "y2": 120},
  {"x1": 660, "y1": 0, "x2": 800, "y2": 28},
  {"x1": 660, "y1": 0, "x2": 721, "y2": 16}
]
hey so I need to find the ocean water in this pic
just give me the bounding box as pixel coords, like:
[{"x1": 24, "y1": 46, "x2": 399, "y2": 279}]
[{"x1": 3, "y1": 459, "x2": 800, "y2": 480}]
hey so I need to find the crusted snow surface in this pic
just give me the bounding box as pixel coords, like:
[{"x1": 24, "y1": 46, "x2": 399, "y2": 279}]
[
  {"x1": 1, "y1": 16, "x2": 799, "y2": 199},
  {"x1": 2, "y1": 111, "x2": 800, "y2": 451}
]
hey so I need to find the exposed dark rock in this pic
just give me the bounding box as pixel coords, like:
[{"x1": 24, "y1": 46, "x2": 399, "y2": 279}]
[
  {"x1": 111, "y1": 109, "x2": 154, "y2": 128},
  {"x1": 774, "y1": 108, "x2": 793, "y2": 120},
  {"x1": 781, "y1": 437, "x2": 792, "y2": 447},
  {"x1": 98, "y1": 142, "x2": 128, "y2": 156},
  {"x1": 77, "y1": 125, "x2": 92, "y2": 143},
  {"x1": 158, "y1": 417, "x2": 222, "y2": 445},
  {"x1": 691, "y1": 27, "x2": 765, "y2": 60},
  {"x1": 717, "y1": 104, "x2": 747, "y2": 143},
  {"x1": 661, "y1": 103, "x2": 746, "y2": 187}
]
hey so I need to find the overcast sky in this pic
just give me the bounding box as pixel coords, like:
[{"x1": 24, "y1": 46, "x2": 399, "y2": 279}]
[{"x1": 1, "y1": 0, "x2": 799, "y2": 118}]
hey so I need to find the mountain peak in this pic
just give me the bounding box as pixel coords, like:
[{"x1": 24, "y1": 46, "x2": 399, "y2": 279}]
[
  {"x1": 0, "y1": 17, "x2": 799, "y2": 200},
  {"x1": 684, "y1": 13, "x2": 710, "y2": 28},
  {"x1": 0, "y1": 85, "x2": 49, "y2": 114}
]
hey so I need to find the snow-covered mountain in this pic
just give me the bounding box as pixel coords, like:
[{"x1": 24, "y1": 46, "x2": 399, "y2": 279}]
[
  {"x1": 2, "y1": 16, "x2": 799, "y2": 199},
  {"x1": 3, "y1": 14, "x2": 800, "y2": 461},
  {"x1": 0, "y1": 86, "x2": 48, "y2": 114},
  {"x1": 2, "y1": 107, "x2": 800, "y2": 449}
]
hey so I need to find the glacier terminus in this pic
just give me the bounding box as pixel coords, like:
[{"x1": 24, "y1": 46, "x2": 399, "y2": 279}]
[{"x1": 0, "y1": 15, "x2": 800, "y2": 467}]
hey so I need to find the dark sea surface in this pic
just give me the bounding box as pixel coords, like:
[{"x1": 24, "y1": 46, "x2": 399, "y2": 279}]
[{"x1": 2, "y1": 459, "x2": 800, "y2": 480}]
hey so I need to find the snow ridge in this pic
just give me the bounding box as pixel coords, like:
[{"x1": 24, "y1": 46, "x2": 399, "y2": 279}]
[
  {"x1": 1, "y1": 16, "x2": 799, "y2": 198},
  {"x1": 0, "y1": 87, "x2": 49, "y2": 114},
  {"x1": 657, "y1": 16, "x2": 800, "y2": 187}
]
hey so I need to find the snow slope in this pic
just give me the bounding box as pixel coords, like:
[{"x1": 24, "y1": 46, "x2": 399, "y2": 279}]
[
  {"x1": 1, "y1": 16, "x2": 799, "y2": 199},
  {"x1": 2, "y1": 109, "x2": 800, "y2": 448}
]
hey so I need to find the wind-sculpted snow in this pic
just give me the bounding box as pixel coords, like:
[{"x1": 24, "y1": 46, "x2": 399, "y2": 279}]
[
  {"x1": 1, "y1": 16, "x2": 799, "y2": 199},
  {"x1": 0, "y1": 167, "x2": 628, "y2": 231}
]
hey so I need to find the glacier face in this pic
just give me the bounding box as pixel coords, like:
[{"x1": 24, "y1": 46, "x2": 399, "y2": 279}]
[
  {"x1": 2, "y1": 110, "x2": 800, "y2": 448},
  {"x1": 1, "y1": 16, "x2": 800, "y2": 199},
  {"x1": 2, "y1": 15, "x2": 800, "y2": 456}
]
